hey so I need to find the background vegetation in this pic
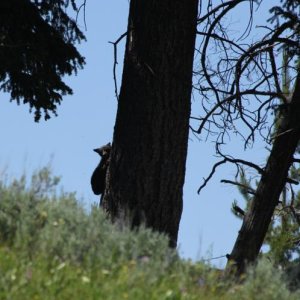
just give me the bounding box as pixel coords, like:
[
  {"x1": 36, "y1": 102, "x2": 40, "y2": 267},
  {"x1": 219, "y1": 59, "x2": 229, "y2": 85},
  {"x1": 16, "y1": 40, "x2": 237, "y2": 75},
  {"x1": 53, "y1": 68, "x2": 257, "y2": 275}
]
[{"x1": 0, "y1": 167, "x2": 300, "y2": 299}]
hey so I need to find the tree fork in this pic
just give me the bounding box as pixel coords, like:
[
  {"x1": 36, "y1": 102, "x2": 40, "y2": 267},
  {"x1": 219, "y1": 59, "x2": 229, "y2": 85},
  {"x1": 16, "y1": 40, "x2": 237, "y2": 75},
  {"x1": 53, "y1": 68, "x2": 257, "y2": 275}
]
[
  {"x1": 102, "y1": 0, "x2": 199, "y2": 247},
  {"x1": 227, "y1": 72, "x2": 300, "y2": 274}
]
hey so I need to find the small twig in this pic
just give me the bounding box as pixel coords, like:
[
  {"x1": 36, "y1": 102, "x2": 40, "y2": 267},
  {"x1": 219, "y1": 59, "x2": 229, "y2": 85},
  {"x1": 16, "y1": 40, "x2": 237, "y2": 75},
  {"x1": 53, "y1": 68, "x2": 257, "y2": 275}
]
[
  {"x1": 232, "y1": 204, "x2": 245, "y2": 216},
  {"x1": 221, "y1": 179, "x2": 256, "y2": 195},
  {"x1": 286, "y1": 177, "x2": 299, "y2": 185},
  {"x1": 269, "y1": 128, "x2": 294, "y2": 141},
  {"x1": 198, "y1": 159, "x2": 226, "y2": 194},
  {"x1": 76, "y1": 0, "x2": 87, "y2": 31},
  {"x1": 290, "y1": 206, "x2": 300, "y2": 227},
  {"x1": 202, "y1": 254, "x2": 228, "y2": 262},
  {"x1": 109, "y1": 32, "x2": 128, "y2": 101},
  {"x1": 293, "y1": 238, "x2": 300, "y2": 246}
]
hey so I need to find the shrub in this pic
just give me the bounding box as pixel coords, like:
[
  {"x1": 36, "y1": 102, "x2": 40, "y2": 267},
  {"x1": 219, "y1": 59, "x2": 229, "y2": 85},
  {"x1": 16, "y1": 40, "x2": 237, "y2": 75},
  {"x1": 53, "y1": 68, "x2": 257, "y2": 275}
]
[{"x1": 0, "y1": 167, "x2": 300, "y2": 299}]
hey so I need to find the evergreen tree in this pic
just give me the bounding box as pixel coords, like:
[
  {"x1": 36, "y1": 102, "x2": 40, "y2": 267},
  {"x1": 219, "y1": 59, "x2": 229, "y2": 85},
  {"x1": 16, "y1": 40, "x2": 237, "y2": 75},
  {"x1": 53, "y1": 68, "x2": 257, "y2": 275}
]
[{"x1": 0, "y1": 0, "x2": 85, "y2": 121}]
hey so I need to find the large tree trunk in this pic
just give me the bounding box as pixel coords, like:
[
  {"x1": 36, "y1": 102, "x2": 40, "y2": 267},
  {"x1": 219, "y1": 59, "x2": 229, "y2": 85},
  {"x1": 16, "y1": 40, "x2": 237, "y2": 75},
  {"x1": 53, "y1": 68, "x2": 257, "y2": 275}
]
[
  {"x1": 227, "y1": 72, "x2": 300, "y2": 274},
  {"x1": 102, "y1": 0, "x2": 199, "y2": 247}
]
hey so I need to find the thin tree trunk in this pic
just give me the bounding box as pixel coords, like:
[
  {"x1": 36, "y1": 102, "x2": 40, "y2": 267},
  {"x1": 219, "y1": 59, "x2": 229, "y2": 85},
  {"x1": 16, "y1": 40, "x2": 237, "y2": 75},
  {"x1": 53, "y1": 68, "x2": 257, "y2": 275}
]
[
  {"x1": 227, "y1": 72, "x2": 300, "y2": 274},
  {"x1": 103, "y1": 0, "x2": 199, "y2": 247}
]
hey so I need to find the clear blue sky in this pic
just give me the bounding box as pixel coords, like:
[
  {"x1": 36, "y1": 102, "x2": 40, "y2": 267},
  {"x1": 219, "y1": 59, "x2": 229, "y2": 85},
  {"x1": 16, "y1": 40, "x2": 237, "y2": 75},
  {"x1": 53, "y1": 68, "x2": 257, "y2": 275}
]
[{"x1": 0, "y1": 0, "x2": 278, "y2": 267}]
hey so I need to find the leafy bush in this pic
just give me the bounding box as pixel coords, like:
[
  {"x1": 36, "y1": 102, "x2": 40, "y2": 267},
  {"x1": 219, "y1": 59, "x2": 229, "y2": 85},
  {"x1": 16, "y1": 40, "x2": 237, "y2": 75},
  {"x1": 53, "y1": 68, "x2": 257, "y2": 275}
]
[{"x1": 229, "y1": 259, "x2": 299, "y2": 300}]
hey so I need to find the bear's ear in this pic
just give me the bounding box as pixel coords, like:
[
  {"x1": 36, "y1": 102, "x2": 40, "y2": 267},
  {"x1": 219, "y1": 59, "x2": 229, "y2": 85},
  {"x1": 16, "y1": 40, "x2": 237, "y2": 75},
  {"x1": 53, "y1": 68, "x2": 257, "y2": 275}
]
[
  {"x1": 93, "y1": 143, "x2": 111, "y2": 157},
  {"x1": 93, "y1": 148, "x2": 102, "y2": 156}
]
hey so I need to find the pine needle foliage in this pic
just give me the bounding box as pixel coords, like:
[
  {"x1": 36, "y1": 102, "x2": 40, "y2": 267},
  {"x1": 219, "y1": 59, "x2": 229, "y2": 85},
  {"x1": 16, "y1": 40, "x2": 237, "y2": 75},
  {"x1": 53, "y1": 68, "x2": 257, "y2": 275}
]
[{"x1": 0, "y1": 0, "x2": 86, "y2": 121}]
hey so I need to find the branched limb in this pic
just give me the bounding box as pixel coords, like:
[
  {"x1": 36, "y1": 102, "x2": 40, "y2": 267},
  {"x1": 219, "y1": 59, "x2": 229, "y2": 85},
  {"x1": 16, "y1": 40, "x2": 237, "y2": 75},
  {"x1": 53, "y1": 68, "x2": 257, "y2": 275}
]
[
  {"x1": 194, "y1": 1, "x2": 299, "y2": 147},
  {"x1": 198, "y1": 144, "x2": 264, "y2": 194},
  {"x1": 197, "y1": 0, "x2": 249, "y2": 24},
  {"x1": 198, "y1": 157, "x2": 263, "y2": 194},
  {"x1": 216, "y1": 143, "x2": 264, "y2": 174}
]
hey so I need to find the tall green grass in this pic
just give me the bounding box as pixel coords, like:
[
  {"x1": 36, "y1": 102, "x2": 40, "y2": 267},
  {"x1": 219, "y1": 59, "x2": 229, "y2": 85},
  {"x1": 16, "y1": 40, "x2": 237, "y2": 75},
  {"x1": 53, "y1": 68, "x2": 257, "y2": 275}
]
[{"x1": 0, "y1": 167, "x2": 299, "y2": 299}]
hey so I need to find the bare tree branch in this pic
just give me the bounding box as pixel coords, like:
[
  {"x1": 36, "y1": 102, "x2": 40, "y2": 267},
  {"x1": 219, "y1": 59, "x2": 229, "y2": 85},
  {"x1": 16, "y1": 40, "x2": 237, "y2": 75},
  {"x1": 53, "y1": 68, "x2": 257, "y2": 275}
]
[
  {"x1": 221, "y1": 179, "x2": 256, "y2": 195},
  {"x1": 109, "y1": 32, "x2": 128, "y2": 101}
]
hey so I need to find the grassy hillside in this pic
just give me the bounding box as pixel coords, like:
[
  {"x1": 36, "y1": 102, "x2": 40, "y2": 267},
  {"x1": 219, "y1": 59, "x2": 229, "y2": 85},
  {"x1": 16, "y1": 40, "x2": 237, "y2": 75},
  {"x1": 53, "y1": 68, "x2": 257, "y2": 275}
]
[{"x1": 0, "y1": 167, "x2": 299, "y2": 299}]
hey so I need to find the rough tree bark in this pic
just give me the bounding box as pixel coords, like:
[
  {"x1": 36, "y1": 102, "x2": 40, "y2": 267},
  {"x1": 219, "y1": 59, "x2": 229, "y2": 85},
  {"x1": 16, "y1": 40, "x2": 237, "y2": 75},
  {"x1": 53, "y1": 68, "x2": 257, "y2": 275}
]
[
  {"x1": 227, "y1": 72, "x2": 300, "y2": 274},
  {"x1": 102, "y1": 0, "x2": 199, "y2": 247}
]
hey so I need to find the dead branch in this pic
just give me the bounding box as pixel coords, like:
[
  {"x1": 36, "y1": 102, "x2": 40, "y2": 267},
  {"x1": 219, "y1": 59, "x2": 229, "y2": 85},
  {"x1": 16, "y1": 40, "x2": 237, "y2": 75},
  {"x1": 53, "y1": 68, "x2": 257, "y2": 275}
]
[
  {"x1": 198, "y1": 155, "x2": 263, "y2": 194},
  {"x1": 109, "y1": 32, "x2": 128, "y2": 101},
  {"x1": 194, "y1": 1, "x2": 299, "y2": 147},
  {"x1": 76, "y1": 0, "x2": 87, "y2": 30},
  {"x1": 198, "y1": 159, "x2": 227, "y2": 194},
  {"x1": 221, "y1": 179, "x2": 256, "y2": 195}
]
